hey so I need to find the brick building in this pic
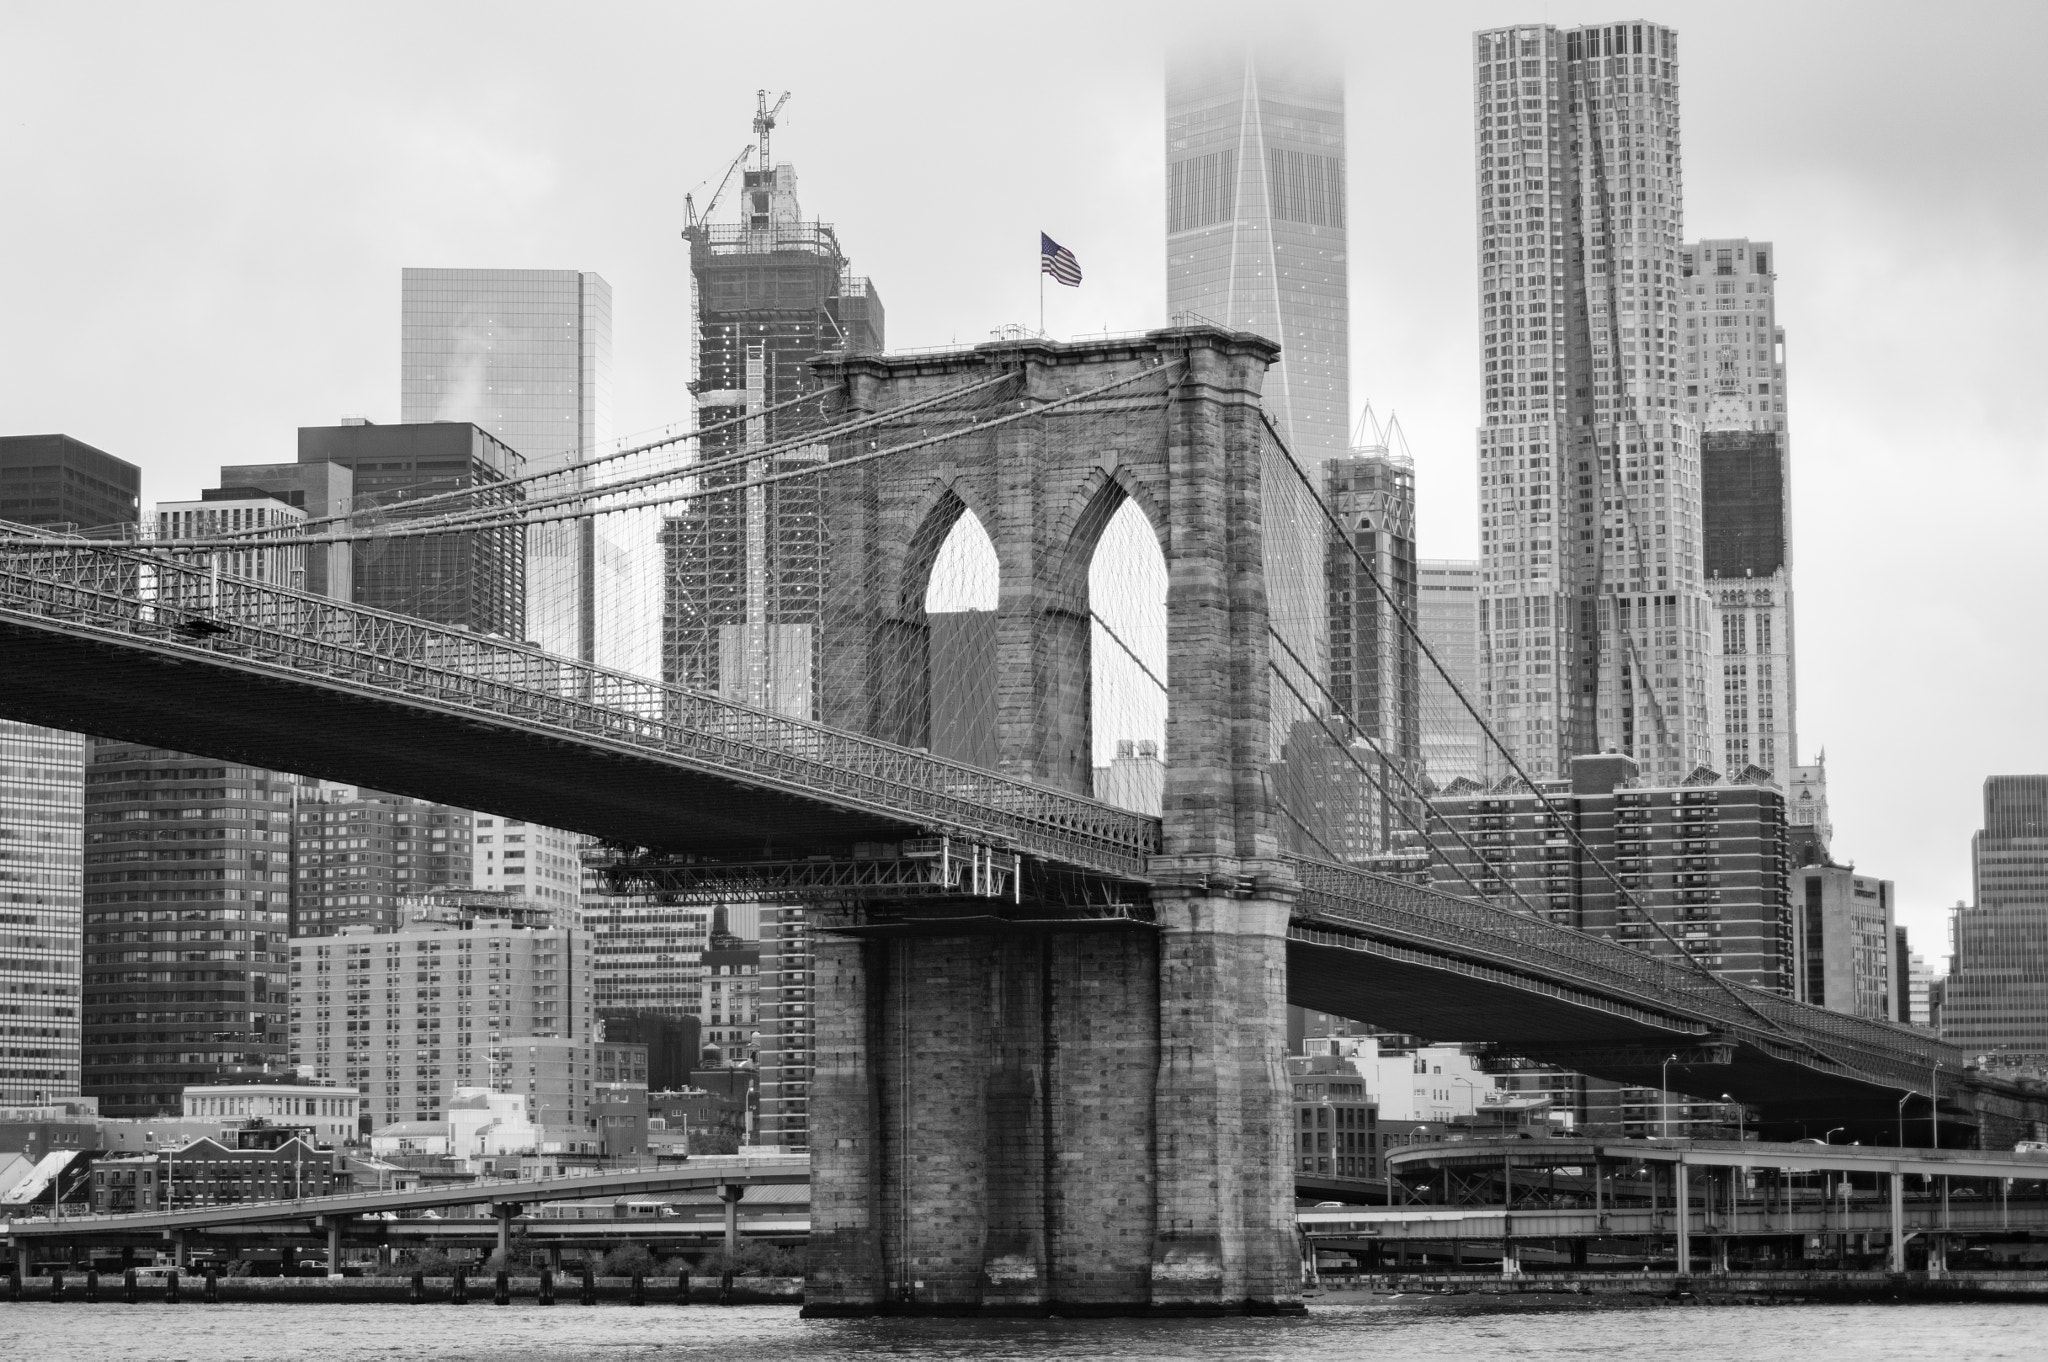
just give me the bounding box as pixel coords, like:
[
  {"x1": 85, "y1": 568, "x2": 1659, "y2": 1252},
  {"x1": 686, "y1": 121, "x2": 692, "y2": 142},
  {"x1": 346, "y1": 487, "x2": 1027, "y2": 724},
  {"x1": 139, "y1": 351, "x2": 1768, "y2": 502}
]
[{"x1": 90, "y1": 1127, "x2": 345, "y2": 1213}]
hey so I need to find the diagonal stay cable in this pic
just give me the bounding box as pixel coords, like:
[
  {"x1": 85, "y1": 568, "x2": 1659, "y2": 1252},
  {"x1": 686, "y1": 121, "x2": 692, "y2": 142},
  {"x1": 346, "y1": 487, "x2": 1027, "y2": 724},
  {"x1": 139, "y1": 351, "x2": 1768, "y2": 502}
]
[
  {"x1": 64, "y1": 361, "x2": 1186, "y2": 556},
  {"x1": 361, "y1": 369, "x2": 1020, "y2": 537},
  {"x1": 291, "y1": 388, "x2": 836, "y2": 534},
  {"x1": 1266, "y1": 658, "x2": 1518, "y2": 913},
  {"x1": 1089, "y1": 610, "x2": 1167, "y2": 695},
  {"x1": 108, "y1": 371, "x2": 1021, "y2": 552},
  {"x1": 1258, "y1": 410, "x2": 1858, "y2": 1071},
  {"x1": 1265, "y1": 625, "x2": 1544, "y2": 917},
  {"x1": 1087, "y1": 594, "x2": 1511, "y2": 914}
]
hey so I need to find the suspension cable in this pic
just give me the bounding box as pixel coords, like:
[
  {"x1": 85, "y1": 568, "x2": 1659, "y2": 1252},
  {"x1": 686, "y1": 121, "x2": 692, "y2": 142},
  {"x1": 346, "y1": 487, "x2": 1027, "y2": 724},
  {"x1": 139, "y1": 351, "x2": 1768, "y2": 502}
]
[
  {"x1": 1258, "y1": 411, "x2": 1849, "y2": 1064},
  {"x1": 1265, "y1": 625, "x2": 1545, "y2": 917}
]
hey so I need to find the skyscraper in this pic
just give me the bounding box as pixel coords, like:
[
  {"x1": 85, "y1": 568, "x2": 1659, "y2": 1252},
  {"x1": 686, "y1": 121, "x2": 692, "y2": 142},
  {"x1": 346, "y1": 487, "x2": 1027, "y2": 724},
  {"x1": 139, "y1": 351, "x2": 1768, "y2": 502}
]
[
  {"x1": 1166, "y1": 48, "x2": 1348, "y2": 464},
  {"x1": 400, "y1": 267, "x2": 616, "y2": 666},
  {"x1": 1942, "y1": 776, "x2": 2048, "y2": 1059},
  {"x1": 1682, "y1": 238, "x2": 1798, "y2": 785},
  {"x1": 296, "y1": 420, "x2": 525, "y2": 635},
  {"x1": 1472, "y1": 20, "x2": 1712, "y2": 786},
  {"x1": 666, "y1": 108, "x2": 883, "y2": 1152},
  {"x1": 667, "y1": 134, "x2": 884, "y2": 714},
  {"x1": 0, "y1": 434, "x2": 140, "y2": 1102},
  {"x1": 0, "y1": 721, "x2": 84, "y2": 1103},
  {"x1": 1319, "y1": 432, "x2": 1418, "y2": 847},
  {"x1": 1416, "y1": 560, "x2": 1484, "y2": 788},
  {"x1": 81, "y1": 743, "x2": 300, "y2": 1116},
  {"x1": 292, "y1": 788, "x2": 476, "y2": 936}
]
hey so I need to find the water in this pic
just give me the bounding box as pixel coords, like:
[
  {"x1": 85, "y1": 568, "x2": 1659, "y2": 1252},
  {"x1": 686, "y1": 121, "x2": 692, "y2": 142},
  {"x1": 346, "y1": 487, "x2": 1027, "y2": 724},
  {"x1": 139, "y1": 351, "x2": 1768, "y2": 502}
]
[{"x1": 0, "y1": 1300, "x2": 2040, "y2": 1361}]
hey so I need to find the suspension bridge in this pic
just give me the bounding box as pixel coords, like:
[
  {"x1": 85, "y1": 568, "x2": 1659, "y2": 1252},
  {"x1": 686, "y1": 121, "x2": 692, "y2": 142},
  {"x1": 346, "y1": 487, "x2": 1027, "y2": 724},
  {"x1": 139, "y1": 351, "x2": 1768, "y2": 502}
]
[{"x1": 0, "y1": 323, "x2": 2035, "y2": 1315}]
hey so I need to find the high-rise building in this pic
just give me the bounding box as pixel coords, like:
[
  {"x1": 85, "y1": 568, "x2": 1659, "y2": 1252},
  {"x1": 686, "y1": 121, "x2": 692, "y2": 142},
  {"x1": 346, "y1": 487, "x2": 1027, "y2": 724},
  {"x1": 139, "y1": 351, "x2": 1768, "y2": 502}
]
[
  {"x1": 296, "y1": 420, "x2": 524, "y2": 635},
  {"x1": 1325, "y1": 442, "x2": 1418, "y2": 771},
  {"x1": 399, "y1": 268, "x2": 614, "y2": 666},
  {"x1": 1321, "y1": 440, "x2": 1418, "y2": 848},
  {"x1": 1165, "y1": 48, "x2": 1348, "y2": 464},
  {"x1": 0, "y1": 436, "x2": 140, "y2": 1102},
  {"x1": 1793, "y1": 862, "x2": 1896, "y2": 1020},
  {"x1": 1471, "y1": 20, "x2": 1712, "y2": 786},
  {"x1": 1417, "y1": 560, "x2": 1484, "y2": 788},
  {"x1": 1942, "y1": 777, "x2": 2048, "y2": 1058},
  {"x1": 292, "y1": 788, "x2": 475, "y2": 936},
  {"x1": 0, "y1": 722, "x2": 85, "y2": 1103},
  {"x1": 1427, "y1": 752, "x2": 1793, "y2": 991},
  {"x1": 472, "y1": 816, "x2": 580, "y2": 911},
  {"x1": 698, "y1": 907, "x2": 760, "y2": 1057},
  {"x1": 1682, "y1": 238, "x2": 1797, "y2": 786},
  {"x1": 1907, "y1": 952, "x2": 1935, "y2": 1030},
  {"x1": 665, "y1": 106, "x2": 880, "y2": 1155},
  {"x1": 1786, "y1": 753, "x2": 1832, "y2": 865},
  {"x1": 289, "y1": 912, "x2": 593, "y2": 1130},
  {"x1": 153, "y1": 491, "x2": 308, "y2": 603},
  {"x1": 578, "y1": 889, "x2": 710, "y2": 1021},
  {"x1": 666, "y1": 129, "x2": 883, "y2": 713},
  {"x1": 755, "y1": 905, "x2": 813, "y2": 1151},
  {"x1": 212, "y1": 461, "x2": 356, "y2": 600},
  {"x1": 80, "y1": 743, "x2": 301, "y2": 1117},
  {"x1": 0, "y1": 434, "x2": 140, "y2": 533}
]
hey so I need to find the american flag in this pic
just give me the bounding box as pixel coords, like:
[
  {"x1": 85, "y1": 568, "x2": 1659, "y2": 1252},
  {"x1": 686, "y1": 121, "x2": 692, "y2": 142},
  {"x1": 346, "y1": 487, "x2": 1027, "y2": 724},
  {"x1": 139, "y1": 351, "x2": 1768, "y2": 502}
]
[{"x1": 1040, "y1": 232, "x2": 1083, "y2": 287}]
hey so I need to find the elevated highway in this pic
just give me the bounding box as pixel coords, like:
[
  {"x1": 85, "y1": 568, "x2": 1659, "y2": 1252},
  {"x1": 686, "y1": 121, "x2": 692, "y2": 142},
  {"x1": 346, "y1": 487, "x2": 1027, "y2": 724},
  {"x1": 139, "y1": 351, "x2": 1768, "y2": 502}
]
[
  {"x1": 6, "y1": 1155, "x2": 806, "y2": 1245},
  {"x1": 1343, "y1": 1137, "x2": 2048, "y2": 1274}
]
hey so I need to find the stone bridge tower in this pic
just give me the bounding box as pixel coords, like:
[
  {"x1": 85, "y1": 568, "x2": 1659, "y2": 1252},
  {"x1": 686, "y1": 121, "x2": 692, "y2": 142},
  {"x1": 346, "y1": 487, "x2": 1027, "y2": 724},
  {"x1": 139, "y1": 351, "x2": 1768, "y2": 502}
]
[{"x1": 801, "y1": 325, "x2": 1303, "y2": 1316}]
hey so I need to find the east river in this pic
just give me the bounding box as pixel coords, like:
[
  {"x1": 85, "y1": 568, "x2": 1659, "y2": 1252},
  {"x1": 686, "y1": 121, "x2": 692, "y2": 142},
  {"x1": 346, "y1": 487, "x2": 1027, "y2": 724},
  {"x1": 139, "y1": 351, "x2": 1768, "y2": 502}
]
[{"x1": 1, "y1": 1300, "x2": 2041, "y2": 1361}]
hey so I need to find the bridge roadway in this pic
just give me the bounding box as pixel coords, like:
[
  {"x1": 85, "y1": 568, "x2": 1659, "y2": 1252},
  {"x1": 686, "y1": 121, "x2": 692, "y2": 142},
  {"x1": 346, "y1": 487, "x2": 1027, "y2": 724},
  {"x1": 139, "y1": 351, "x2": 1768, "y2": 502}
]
[{"x1": 0, "y1": 542, "x2": 2038, "y2": 1140}]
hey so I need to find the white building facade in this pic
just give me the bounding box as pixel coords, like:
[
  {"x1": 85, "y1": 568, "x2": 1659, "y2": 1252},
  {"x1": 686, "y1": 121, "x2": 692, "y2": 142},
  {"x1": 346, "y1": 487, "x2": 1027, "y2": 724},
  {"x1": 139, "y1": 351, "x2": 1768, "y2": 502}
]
[{"x1": 289, "y1": 916, "x2": 592, "y2": 1131}]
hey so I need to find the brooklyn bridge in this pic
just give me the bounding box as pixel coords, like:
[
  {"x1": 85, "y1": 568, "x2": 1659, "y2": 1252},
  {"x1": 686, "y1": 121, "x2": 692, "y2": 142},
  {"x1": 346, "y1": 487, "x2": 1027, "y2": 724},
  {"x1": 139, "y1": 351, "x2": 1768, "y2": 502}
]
[{"x1": 0, "y1": 324, "x2": 2023, "y2": 1315}]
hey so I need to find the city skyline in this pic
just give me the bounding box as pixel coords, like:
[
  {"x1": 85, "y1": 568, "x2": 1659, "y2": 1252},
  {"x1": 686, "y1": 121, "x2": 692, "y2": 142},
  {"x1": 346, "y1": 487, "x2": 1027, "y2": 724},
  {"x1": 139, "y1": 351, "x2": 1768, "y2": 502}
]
[{"x1": 2, "y1": 2, "x2": 2044, "y2": 961}]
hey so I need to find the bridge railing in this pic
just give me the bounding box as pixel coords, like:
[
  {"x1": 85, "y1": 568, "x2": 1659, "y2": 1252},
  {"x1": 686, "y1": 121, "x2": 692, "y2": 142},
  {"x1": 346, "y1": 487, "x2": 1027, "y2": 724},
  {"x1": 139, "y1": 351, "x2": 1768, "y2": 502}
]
[
  {"x1": 0, "y1": 544, "x2": 1162, "y2": 879},
  {"x1": 1289, "y1": 854, "x2": 1964, "y2": 1085},
  {"x1": 1288, "y1": 855, "x2": 1739, "y2": 1017}
]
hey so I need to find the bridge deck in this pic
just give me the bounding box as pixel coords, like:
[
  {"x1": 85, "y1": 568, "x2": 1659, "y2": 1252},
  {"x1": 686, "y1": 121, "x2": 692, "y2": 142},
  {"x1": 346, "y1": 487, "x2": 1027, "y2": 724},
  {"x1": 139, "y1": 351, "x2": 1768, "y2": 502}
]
[
  {"x1": 0, "y1": 546, "x2": 1158, "y2": 879},
  {"x1": 0, "y1": 543, "x2": 2031, "y2": 1137}
]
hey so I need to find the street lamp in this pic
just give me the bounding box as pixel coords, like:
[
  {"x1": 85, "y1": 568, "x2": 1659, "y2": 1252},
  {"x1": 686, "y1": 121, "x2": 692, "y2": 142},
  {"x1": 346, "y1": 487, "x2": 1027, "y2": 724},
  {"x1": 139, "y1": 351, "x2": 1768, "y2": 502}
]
[
  {"x1": 1722, "y1": 1093, "x2": 1745, "y2": 1143},
  {"x1": 1930, "y1": 1060, "x2": 1942, "y2": 1149},
  {"x1": 1661, "y1": 1054, "x2": 1679, "y2": 1140},
  {"x1": 1897, "y1": 1092, "x2": 1916, "y2": 1149},
  {"x1": 1824, "y1": 1126, "x2": 1846, "y2": 1145}
]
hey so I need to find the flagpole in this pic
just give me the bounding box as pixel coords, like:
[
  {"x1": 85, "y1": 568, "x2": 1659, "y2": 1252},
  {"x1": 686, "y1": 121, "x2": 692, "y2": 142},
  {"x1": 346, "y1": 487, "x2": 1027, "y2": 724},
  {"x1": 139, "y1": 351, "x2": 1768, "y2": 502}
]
[{"x1": 1039, "y1": 266, "x2": 1045, "y2": 337}]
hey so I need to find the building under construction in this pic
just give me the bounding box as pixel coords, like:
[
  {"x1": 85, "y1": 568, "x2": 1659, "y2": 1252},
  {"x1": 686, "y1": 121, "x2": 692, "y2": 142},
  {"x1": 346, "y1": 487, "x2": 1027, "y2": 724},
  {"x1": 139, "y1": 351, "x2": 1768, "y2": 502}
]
[
  {"x1": 663, "y1": 93, "x2": 885, "y2": 715},
  {"x1": 661, "y1": 93, "x2": 885, "y2": 1156}
]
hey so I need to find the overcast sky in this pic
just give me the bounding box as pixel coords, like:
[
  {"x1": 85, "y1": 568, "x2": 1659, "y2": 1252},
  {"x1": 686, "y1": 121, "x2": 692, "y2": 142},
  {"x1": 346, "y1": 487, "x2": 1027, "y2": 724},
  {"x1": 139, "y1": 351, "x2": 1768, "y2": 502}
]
[{"x1": 4, "y1": 1, "x2": 2043, "y2": 963}]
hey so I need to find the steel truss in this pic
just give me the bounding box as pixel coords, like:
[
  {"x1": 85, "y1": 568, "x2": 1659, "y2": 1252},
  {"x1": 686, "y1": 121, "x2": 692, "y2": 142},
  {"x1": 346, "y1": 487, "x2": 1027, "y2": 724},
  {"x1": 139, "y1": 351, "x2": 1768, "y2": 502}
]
[{"x1": 0, "y1": 545, "x2": 1161, "y2": 879}]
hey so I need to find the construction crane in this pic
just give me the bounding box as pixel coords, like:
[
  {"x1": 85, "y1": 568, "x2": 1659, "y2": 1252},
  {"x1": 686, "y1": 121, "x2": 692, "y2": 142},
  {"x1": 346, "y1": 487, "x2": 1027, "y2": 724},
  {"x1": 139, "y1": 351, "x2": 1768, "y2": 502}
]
[
  {"x1": 753, "y1": 89, "x2": 790, "y2": 170},
  {"x1": 683, "y1": 143, "x2": 754, "y2": 238}
]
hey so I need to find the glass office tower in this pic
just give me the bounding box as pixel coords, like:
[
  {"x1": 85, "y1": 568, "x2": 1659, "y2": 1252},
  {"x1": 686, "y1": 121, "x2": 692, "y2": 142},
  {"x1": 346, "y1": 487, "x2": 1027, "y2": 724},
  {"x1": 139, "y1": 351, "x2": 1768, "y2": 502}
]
[
  {"x1": 1166, "y1": 48, "x2": 1349, "y2": 466},
  {"x1": 0, "y1": 433, "x2": 140, "y2": 1101},
  {"x1": 1943, "y1": 777, "x2": 2048, "y2": 1059},
  {"x1": 400, "y1": 268, "x2": 625, "y2": 669},
  {"x1": 0, "y1": 722, "x2": 83, "y2": 1101}
]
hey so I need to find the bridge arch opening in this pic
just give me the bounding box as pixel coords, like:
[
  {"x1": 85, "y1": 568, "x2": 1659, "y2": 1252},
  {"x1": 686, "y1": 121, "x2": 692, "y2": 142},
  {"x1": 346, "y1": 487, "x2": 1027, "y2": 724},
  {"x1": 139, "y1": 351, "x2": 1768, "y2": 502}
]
[
  {"x1": 1086, "y1": 498, "x2": 1167, "y2": 814},
  {"x1": 918, "y1": 504, "x2": 1000, "y2": 769}
]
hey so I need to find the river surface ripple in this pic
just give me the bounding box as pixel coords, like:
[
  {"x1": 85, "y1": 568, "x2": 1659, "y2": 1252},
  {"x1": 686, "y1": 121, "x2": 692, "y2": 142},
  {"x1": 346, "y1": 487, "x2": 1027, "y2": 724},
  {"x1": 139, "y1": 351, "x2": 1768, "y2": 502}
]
[{"x1": 0, "y1": 1299, "x2": 2040, "y2": 1361}]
